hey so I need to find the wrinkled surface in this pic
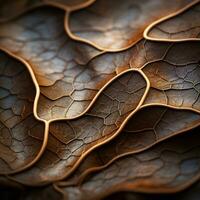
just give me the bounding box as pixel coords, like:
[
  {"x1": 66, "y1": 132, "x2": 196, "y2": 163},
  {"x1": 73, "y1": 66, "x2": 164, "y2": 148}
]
[
  {"x1": 68, "y1": 0, "x2": 192, "y2": 51},
  {"x1": 0, "y1": 0, "x2": 200, "y2": 200},
  {"x1": 8, "y1": 70, "x2": 148, "y2": 185},
  {"x1": 0, "y1": 51, "x2": 45, "y2": 174},
  {"x1": 145, "y1": 0, "x2": 200, "y2": 41},
  {"x1": 57, "y1": 105, "x2": 200, "y2": 186},
  {"x1": 59, "y1": 128, "x2": 200, "y2": 200},
  {"x1": 0, "y1": 6, "x2": 168, "y2": 121},
  {"x1": 143, "y1": 41, "x2": 200, "y2": 112},
  {"x1": 0, "y1": 7, "x2": 102, "y2": 121},
  {"x1": 1, "y1": 7, "x2": 200, "y2": 121}
]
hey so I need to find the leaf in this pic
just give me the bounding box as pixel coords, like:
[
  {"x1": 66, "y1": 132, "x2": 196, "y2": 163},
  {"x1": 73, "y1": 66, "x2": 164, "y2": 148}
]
[
  {"x1": 0, "y1": 50, "x2": 45, "y2": 174},
  {"x1": 57, "y1": 105, "x2": 200, "y2": 186},
  {"x1": 144, "y1": 0, "x2": 200, "y2": 42},
  {"x1": 142, "y1": 41, "x2": 200, "y2": 113},
  {"x1": 0, "y1": 7, "x2": 175, "y2": 121},
  {"x1": 2, "y1": 8, "x2": 200, "y2": 120},
  {"x1": 0, "y1": 2, "x2": 199, "y2": 198},
  {"x1": 0, "y1": 7, "x2": 102, "y2": 121},
  {"x1": 0, "y1": 0, "x2": 95, "y2": 22},
  {"x1": 7, "y1": 69, "x2": 148, "y2": 185},
  {"x1": 1, "y1": 7, "x2": 199, "y2": 120},
  {"x1": 58, "y1": 127, "x2": 200, "y2": 200},
  {"x1": 67, "y1": 0, "x2": 192, "y2": 51}
]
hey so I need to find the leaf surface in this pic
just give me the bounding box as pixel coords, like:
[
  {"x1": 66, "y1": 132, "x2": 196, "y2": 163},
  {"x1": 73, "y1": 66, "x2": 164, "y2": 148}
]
[
  {"x1": 8, "y1": 69, "x2": 148, "y2": 185},
  {"x1": 67, "y1": 0, "x2": 192, "y2": 51},
  {"x1": 145, "y1": 0, "x2": 200, "y2": 42},
  {"x1": 0, "y1": 50, "x2": 45, "y2": 174},
  {"x1": 59, "y1": 127, "x2": 200, "y2": 200}
]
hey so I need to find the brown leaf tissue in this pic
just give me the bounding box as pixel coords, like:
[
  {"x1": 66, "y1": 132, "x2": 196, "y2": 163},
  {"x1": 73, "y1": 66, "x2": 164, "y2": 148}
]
[{"x1": 0, "y1": 0, "x2": 200, "y2": 199}]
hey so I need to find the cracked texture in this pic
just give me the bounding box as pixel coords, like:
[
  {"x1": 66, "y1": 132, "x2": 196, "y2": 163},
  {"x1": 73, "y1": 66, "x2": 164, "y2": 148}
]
[
  {"x1": 0, "y1": 7, "x2": 171, "y2": 121},
  {"x1": 0, "y1": 50, "x2": 45, "y2": 174},
  {"x1": 8, "y1": 70, "x2": 148, "y2": 185},
  {"x1": 1, "y1": 7, "x2": 200, "y2": 121},
  {"x1": 145, "y1": 0, "x2": 200, "y2": 41},
  {"x1": 68, "y1": 0, "x2": 192, "y2": 51},
  {"x1": 142, "y1": 41, "x2": 200, "y2": 112},
  {"x1": 57, "y1": 105, "x2": 200, "y2": 186},
  {"x1": 0, "y1": 0, "x2": 200, "y2": 199},
  {"x1": 59, "y1": 127, "x2": 200, "y2": 200},
  {"x1": 0, "y1": 7, "x2": 103, "y2": 121}
]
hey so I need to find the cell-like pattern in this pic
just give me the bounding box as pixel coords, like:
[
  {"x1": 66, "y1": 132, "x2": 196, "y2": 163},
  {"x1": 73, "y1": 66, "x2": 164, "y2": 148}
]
[
  {"x1": 59, "y1": 127, "x2": 200, "y2": 200},
  {"x1": 144, "y1": 0, "x2": 200, "y2": 41},
  {"x1": 143, "y1": 42, "x2": 200, "y2": 112},
  {"x1": 1, "y1": 7, "x2": 199, "y2": 121},
  {"x1": 0, "y1": 7, "x2": 103, "y2": 121},
  {"x1": 67, "y1": 0, "x2": 192, "y2": 51},
  {"x1": 0, "y1": 50, "x2": 45, "y2": 174},
  {"x1": 0, "y1": 1, "x2": 200, "y2": 199},
  {"x1": 0, "y1": 7, "x2": 169, "y2": 121},
  {"x1": 7, "y1": 70, "x2": 148, "y2": 185},
  {"x1": 57, "y1": 105, "x2": 200, "y2": 186}
]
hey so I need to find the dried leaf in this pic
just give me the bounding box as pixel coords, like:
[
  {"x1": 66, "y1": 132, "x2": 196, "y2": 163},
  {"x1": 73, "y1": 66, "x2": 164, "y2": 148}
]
[
  {"x1": 144, "y1": 0, "x2": 200, "y2": 42},
  {"x1": 67, "y1": 0, "x2": 192, "y2": 51},
  {"x1": 8, "y1": 69, "x2": 148, "y2": 185},
  {"x1": 0, "y1": 7, "x2": 102, "y2": 121},
  {"x1": 0, "y1": 50, "x2": 45, "y2": 174},
  {"x1": 1, "y1": 7, "x2": 199, "y2": 121},
  {"x1": 0, "y1": 7, "x2": 173, "y2": 122},
  {"x1": 57, "y1": 105, "x2": 200, "y2": 186},
  {"x1": 0, "y1": 1, "x2": 199, "y2": 199},
  {"x1": 142, "y1": 41, "x2": 200, "y2": 113},
  {"x1": 59, "y1": 127, "x2": 200, "y2": 200}
]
